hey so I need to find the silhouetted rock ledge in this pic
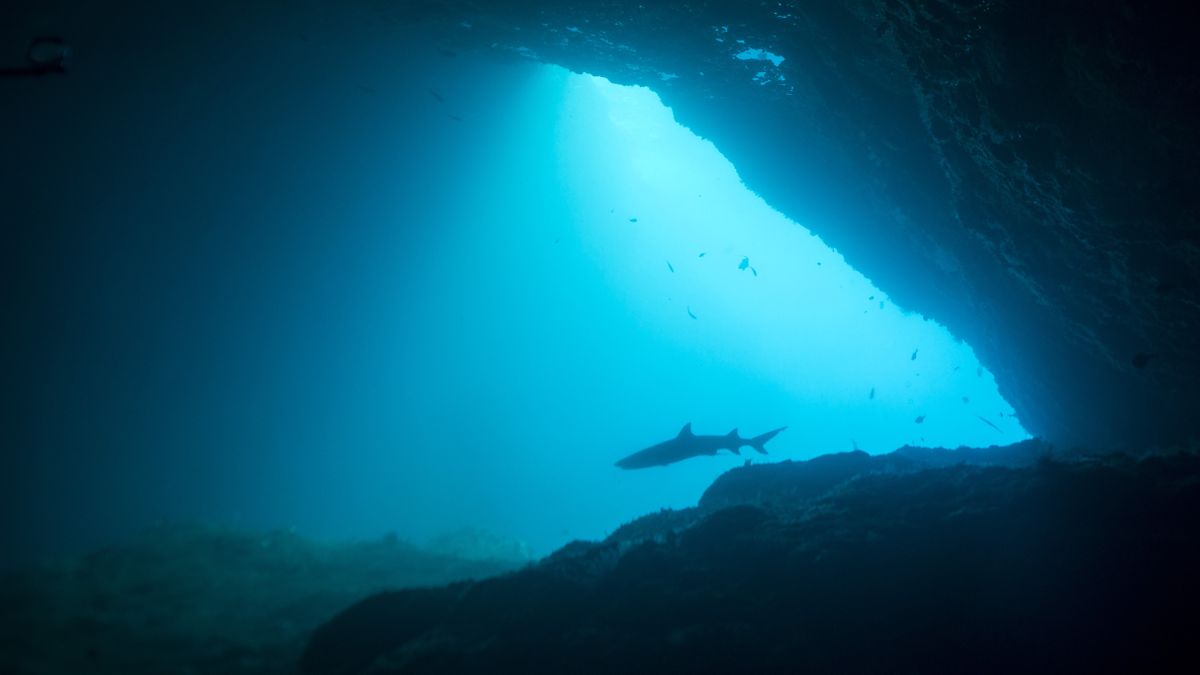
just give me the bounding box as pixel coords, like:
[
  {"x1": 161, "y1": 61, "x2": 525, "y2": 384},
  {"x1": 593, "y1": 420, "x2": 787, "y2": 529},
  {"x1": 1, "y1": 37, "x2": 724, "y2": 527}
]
[{"x1": 303, "y1": 442, "x2": 1200, "y2": 674}]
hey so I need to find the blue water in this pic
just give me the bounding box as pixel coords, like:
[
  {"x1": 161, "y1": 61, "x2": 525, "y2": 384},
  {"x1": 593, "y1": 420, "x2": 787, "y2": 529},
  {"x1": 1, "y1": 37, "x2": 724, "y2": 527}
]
[
  {"x1": 2, "y1": 22, "x2": 1025, "y2": 564},
  {"x1": 366, "y1": 64, "x2": 1027, "y2": 555}
]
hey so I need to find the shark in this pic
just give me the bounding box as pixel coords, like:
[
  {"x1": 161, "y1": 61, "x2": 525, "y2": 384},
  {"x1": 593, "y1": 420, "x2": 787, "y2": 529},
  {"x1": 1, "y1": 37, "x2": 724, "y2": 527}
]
[{"x1": 615, "y1": 423, "x2": 786, "y2": 469}]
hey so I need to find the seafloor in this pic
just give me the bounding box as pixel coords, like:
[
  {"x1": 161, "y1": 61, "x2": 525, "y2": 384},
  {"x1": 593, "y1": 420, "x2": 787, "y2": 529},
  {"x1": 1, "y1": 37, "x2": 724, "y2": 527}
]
[
  {"x1": 7, "y1": 441, "x2": 1199, "y2": 674},
  {"x1": 0, "y1": 526, "x2": 523, "y2": 674}
]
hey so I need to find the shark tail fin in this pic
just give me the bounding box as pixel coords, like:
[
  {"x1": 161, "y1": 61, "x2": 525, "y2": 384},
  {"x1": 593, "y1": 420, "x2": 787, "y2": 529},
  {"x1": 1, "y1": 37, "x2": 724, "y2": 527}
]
[{"x1": 747, "y1": 426, "x2": 786, "y2": 455}]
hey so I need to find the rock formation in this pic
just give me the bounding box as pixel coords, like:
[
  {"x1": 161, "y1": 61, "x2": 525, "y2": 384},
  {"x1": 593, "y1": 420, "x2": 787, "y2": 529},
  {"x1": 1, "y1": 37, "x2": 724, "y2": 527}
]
[{"x1": 399, "y1": 0, "x2": 1198, "y2": 450}]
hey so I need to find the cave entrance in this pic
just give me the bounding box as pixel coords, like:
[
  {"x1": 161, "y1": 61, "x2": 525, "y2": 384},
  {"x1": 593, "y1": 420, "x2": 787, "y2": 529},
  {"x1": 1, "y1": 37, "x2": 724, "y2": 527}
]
[
  {"x1": 407, "y1": 62, "x2": 1029, "y2": 551},
  {"x1": 544, "y1": 68, "x2": 1030, "y2": 452}
]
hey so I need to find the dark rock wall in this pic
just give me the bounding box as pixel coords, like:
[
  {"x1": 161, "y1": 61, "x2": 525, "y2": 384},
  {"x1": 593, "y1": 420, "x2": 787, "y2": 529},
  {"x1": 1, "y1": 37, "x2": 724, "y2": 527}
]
[
  {"x1": 405, "y1": 0, "x2": 1198, "y2": 450},
  {"x1": 302, "y1": 448, "x2": 1200, "y2": 674}
]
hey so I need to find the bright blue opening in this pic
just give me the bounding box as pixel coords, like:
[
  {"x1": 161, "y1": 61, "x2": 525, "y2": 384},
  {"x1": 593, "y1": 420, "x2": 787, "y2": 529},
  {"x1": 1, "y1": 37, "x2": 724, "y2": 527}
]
[
  {"x1": 360, "y1": 66, "x2": 1027, "y2": 555},
  {"x1": 1, "y1": 27, "x2": 1033, "y2": 567}
]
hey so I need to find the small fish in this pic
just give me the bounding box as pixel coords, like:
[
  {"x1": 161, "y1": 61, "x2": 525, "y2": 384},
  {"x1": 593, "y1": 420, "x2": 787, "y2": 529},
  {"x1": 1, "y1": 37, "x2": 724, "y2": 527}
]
[
  {"x1": 911, "y1": 348, "x2": 919, "y2": 361},
  {"x1": 738, "y1": 256, "x2": 750, "y2": 271},
  {"x1": 868, "y1": 295, "x2": 875, "y2": 301},
  {"x1": 687, "y1": 306, "x2": 698, "y2": 320},
  {"x1": 428, "y1": 88, "x2": 445, "y2": 103},
  {"x1": 667, "y1": 261, "x2": 675, "y2": 273},
  {"x1": 1132, "y1": 352, "x2": 1158, "y2": 368},
  {"x1": 447, "y1": 113, "x2": 462, "y2": 121},
  {"x1": 914, "y1": 415, "x2": 926, "y2": 424},
  {"x1": 869, "y1": 387, "x2": 875, "y2": 400},
  {"x1": 817, "y1": 262, "x2": 823, "y2": 266},
  {"x1": 961, "y1": 395, "x2": 970, "y2": 403},
  {"x1": 629, "y1": 217, "x2": 638, "y2": 223},
  {"x1": 976, "y1": 416, "x2": 1002, "y2": 432},
  {"x1": 953, "y1": 365, "x2": 960, "y2": 372},
  {"x1": 698, "y1": 252, "x2": 707, "y2": 258},
  {"x1": 750, "y1": 267, "x2": 758, "y2": 277}
]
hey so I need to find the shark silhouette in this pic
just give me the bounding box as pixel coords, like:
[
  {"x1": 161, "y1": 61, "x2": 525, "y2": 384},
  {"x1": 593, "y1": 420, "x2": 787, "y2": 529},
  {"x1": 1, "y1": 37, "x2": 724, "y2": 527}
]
[{"x1": 615, "y1": 423, "x2": 786, "y2": 469}]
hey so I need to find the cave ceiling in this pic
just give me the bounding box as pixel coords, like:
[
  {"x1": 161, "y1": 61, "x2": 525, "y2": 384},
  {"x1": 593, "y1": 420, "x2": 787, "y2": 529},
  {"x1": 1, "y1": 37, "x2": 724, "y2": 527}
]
[{"x1": 397, "y1": 0, "x2": 1199, "y2": 450}]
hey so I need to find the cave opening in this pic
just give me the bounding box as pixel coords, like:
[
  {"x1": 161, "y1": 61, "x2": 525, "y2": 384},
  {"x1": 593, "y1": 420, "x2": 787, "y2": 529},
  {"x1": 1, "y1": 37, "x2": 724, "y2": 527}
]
[
  {"x1": 0, "y1": 8, "x2": 1035, "y2": 565},
  {"x1": 548, "y1": 66, "x2": 1030, "y2": 449},
  {"x1": 398, "y1": 62, "x2": 1030, "y2": 551},
  {"x1": 6, "y1": 3, "x2": 1198, "y2": 670}
]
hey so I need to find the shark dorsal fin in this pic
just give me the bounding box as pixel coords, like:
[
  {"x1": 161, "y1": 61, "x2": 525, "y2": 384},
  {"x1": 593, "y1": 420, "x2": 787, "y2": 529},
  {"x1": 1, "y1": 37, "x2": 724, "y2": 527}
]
[
  {"x1": 727, "y1": 428, "x2": 739, "y2": 438},
  {"x1": 678, "y1": 422, "x2": 694, "y2": 438}
]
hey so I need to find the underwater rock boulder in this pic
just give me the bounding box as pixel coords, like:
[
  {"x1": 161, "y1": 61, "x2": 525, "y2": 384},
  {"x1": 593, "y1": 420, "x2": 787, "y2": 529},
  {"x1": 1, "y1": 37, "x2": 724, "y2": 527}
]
[
  {"x1": 301, "y1": 448, "x2": 1200, "y2": 674},
  {"x1": 301, "y1": 585, "x2": 464, "y2": 675},
  {"x1": 700, "y1": 439, "x2": 1053, "y2": 509},
  {"x1": 699, "y1": 449, "x2": 911, "y2": 510}
]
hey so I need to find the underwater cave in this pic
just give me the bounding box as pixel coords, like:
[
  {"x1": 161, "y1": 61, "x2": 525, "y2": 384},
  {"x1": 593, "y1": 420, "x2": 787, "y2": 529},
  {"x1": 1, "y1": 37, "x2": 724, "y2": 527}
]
[{"x1": 2, "y1": 1, "x2": 1198, "y2": 674}]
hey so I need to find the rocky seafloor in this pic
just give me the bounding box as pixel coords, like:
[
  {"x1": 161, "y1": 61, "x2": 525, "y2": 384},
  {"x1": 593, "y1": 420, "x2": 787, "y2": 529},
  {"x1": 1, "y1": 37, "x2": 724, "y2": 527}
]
[
  {"x1": 301, "y1": 441, "x2": 1200, "y2": 674},
  {"x1": 5, "y1": 442, "x2": 1198, "y2": 674},
  {"x1": 0, "y1": 526, "x2": 525, "y2": 674}
]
